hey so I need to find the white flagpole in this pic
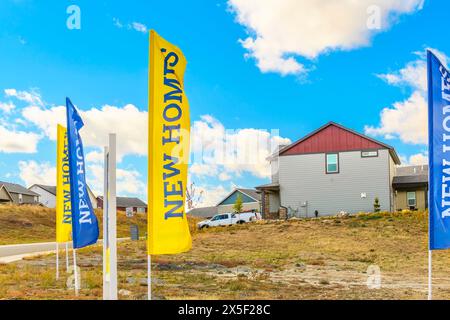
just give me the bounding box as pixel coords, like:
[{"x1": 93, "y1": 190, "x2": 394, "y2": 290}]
[
  {"x1": 428, "y1": 249, "x2": 432, "y2": 300},
  {"x1": 65, "y1": 242, "x2": 69, "y2": 272},
  {"x1": 108, "y1": 133, "x2": 118, "y2": 300},
  {"x1": 148, "y1": 254, "x2": 152, "y2": 300},
  {"x1": 103, "y1": 146, "x2": 110, "y2": 300},
  {"x1": 73, "y1": 248, "x2": 79, "y2": 296},
  {"x1": 428, "y1": 178, "x2": 432, "y2": 300},
  {"x1": 56, "y1": 242, "x2": 59, "y2": 280}
]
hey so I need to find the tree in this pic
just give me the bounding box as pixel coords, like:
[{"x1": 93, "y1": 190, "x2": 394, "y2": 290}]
[
  {"x1": 234, "y1": 194, "x2": 243, "y2": 213},
  {"x1": 373, "y1": 197, "x2": 381, "y2": 213},
  {"x1": 233, "y1": 194, "x2": 244, "y2": 223},
  {"x1": 186, "y1": 182, "x2": 204, "y2": 210}
]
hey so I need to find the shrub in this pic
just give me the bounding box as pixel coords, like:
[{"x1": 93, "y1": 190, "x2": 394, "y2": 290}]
[{"x1": 373, "y1": 197, "x2": 381, "y2": 213}]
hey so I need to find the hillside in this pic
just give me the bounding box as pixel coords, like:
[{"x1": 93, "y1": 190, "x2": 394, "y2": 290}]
[
  {"x1": 0, "y1": 205, "x2": 147, "y2": 245},
  {"x1": 1, "y1": 210, "x2": 450, "y2": 300}
]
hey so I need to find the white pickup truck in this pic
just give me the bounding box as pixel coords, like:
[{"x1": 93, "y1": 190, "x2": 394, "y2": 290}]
[{"x1": 197, "y1": 212, "x2": 261, "y2": 229}]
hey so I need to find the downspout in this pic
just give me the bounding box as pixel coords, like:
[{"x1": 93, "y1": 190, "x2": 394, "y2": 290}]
[{"x1": 261, "y1": 190, "x2": 266, "y2": 220}]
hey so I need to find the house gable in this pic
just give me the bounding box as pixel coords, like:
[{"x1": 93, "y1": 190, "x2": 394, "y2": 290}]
[
  {"x1": 0, "y1": 185, "x2": 13, "y2": 202},
  {"x1": 30, "y1": 184, "x2": 56, "y2": 196},
  {"x1": 279, "y1": 122, "x2": 401, "y2": 164},
  {"x1": 218, "y1": 190, "x2": 258, "y2": 206}
]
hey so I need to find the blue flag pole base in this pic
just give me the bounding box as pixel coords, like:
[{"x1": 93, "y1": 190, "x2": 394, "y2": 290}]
[{"x1": 428, "y1": 250, "x2": 432, "y2": 300}]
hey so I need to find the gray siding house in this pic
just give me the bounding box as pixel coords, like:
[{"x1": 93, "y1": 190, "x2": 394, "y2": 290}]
[
  {"x1": 97, "y1": 196, "x2": 146, "y2": 213},
  {"x1": 393, "y1": 165, "x2": 428, "y2": 211},
  {"x1": 29, "y1": 184, "x2": 98, "y2": 209},
  {"x1": 257, "y1": 122, "x2": 401, "y2": 217},
  {"x1": 28, "y1": 184, "x2": 57, "y2": 208},
  {"x1": 0, "y1": 181, "x2": 40, "y2": 205}
]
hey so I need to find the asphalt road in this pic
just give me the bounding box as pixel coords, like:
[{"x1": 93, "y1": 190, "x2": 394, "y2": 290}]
[{"x1": 0, "y1": 238, "x2": 127, "y2": 263}]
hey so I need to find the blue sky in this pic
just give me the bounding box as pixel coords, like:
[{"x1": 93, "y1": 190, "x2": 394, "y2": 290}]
[{"x1": 0, "y1": 0, "x2": 447, "y2": 206}]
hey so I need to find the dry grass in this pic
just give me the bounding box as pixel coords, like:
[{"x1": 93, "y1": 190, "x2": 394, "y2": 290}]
[
  {"x1": 0, "y1": 205, "x2": 147, "y2": 244},
  {"x1": 2, "y1": 210, "x2": 450, "y2": 300}
]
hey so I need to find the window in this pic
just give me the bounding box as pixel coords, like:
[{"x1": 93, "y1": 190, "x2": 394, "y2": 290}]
[
  {"x1": 137, "y1": 207, "x2": 145, "y2": 214},
  {"x1": 18, "y1": 194, "x2": 23, "y2": 204},
  {"x1": 362, "y1": 150, "x2": 379, "y2": 158},
  {"x1": 326, "y1": 154, "x2": 339, "y2": 174},
  {"x1": 407, "y1": 192, "x2": 417, "y2": 208}
]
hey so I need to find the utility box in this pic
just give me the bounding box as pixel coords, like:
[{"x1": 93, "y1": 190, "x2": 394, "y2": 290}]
[{"x1": 130, "y1": 224, "x2": 139, "y2": 241}]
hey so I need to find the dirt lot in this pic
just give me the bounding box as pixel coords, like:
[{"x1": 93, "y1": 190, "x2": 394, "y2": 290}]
[{"x1": 1, "y1": 210, "x2": 450, "y2": 300}]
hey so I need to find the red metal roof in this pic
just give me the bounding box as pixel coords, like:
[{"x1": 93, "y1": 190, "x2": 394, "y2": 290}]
[{"x1": 279, "y1": 122, "x2": 401, "y2": 164}]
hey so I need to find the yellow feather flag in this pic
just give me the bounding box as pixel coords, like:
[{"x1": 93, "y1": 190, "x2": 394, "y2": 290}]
[
  {"x1": 56, "y1": 125, "x2": 72, "y2": 243},
  {"x1": 148, "y1": 30, "x2": 192, "y2": 255}
]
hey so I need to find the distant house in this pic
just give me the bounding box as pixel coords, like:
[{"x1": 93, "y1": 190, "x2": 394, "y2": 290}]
[
  {"x1": 28, "y1": 184, "x2": 98, "y2": 209},
  {"x1": 216, "y1": 189, "x2": 261, "y2": 214},
  {"x1": 393, "y1": 165, "x2": 428, "y2": 211},
  {"x1": 0, "y1": 181, "x2": 40, "y2": 205},
  {"x1": 255, "y1": 121, "x2": 432, "y2": 218},
  {"x1": 97, "y1": 196, "x2": 147, "y2": 213},
  {"x1": 256, "y1": 122, "x2": 402, "y2": 218},
  {"x1": 28, "y1": 185, "x2": 57, "y2": 208},
  {"x1": 188, "y1": 188, "x2": 261, "y2": 219}
]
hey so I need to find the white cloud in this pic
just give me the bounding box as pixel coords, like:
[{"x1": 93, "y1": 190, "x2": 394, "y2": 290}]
[
  {"x1": 228, "y1": 0, "x2": 424, "y2": 75},
  {"x1": 190, "y1": 115, "x2": 291, "y2": 179},
  {"x1": 113, "y1": 17, "x2": 123, "y2": 28},
  {"x1": 193, "y1": 184, "x2": 229, "y2": 207},
  {"x1": 86, "y1": 150, "x2": 104, "y2": 163},
  {"x1": 366, "y1": 48, "x2": 449, "y2": 145},
  {"x1": 113, "y1": 18, "x2": 147, "y2": 34},
  {"x1": 408, "y1": 152, "x2": 428, "y2": 165},
  {"x1": 0, "y1": 125, "x2": 41, "y2": 153},
  {"x1": 83, "y1": 104, "x2": 148, "y2": 160},
  {"x1": 87, "y1": 164, "x2": 146, "y2": 199},
  {"x1": 19, "y1": 96, "x2": 290, "y2": 181},
  {"x1": 12, "y1": 88, "x2": 290, "y2": 188},
  {"x1": 218, "y1": 172, "x2": 232, "y2": 181},
  {"x1": 21, "y1": 105, "x2": 66, "y2": 140},
  {"x1": 22, "y1": 104, "x2": 148, "y2": 161},
  {"x1": 5, "y1": 88, "x2": 43, "y2": 106},
  {"x1": 0, "y1": 101, "x2": 15, "y2": 113},
  {"x1": 377, "y1": 59, "x2": 427, "y2": 92},
  {"x1": 365, "y1": 91, "x2": 428, "y2": 144},
  {"x1": 11, "y1": 86, "x2": 290, "y2": 182},
  {"x1": 116, "y1": 168, "x2": 146, "y2": 196},
  {"x1": 190, "y1": 163, "x2": 219, "y2": 177},
  {"x1": 130, "y1": 22, "x2": 147, "y2": 33},
  {"x1": 18, "y1": 160, "x2": 56, "y2": 187},
  {"x1": 399, "y1": 152, "x2": 428, "y2": 166}
]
